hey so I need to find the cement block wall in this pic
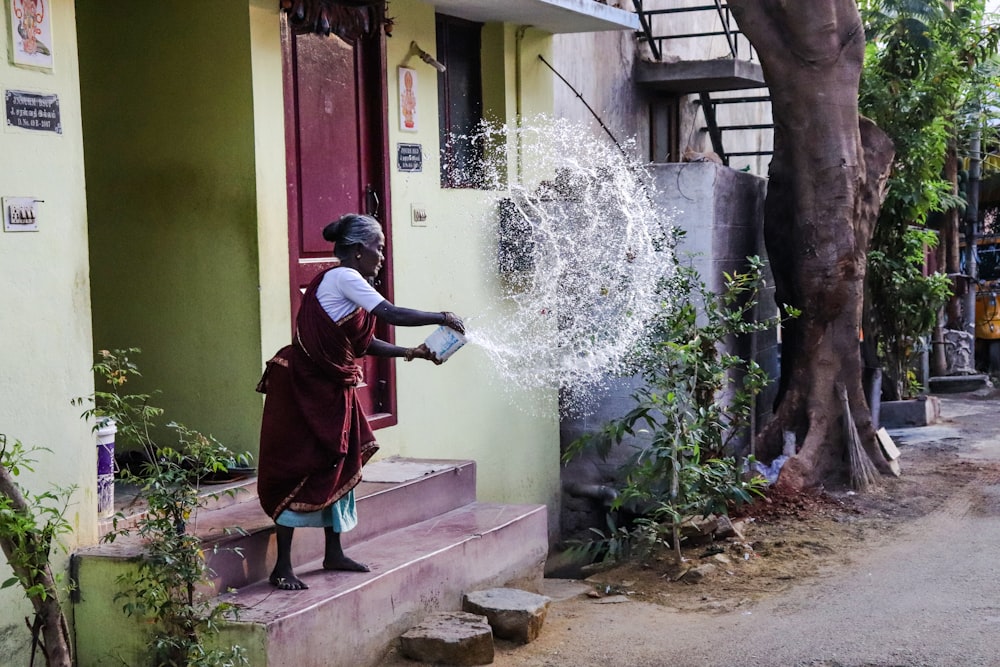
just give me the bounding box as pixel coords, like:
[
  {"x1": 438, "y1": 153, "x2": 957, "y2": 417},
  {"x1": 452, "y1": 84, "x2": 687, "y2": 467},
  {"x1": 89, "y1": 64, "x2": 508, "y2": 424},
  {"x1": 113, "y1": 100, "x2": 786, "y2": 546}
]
[{"x1": 559, "y1": 163, "x2": 777, "y2": 541}]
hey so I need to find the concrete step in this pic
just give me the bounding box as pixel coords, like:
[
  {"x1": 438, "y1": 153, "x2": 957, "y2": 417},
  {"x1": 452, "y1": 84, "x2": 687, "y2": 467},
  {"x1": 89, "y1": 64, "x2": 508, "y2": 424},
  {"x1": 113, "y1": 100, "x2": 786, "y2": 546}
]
[
  {"x1": 197, "y1": 458, "x2": 477, "y2": 593},
  {"x1": 210, "y1": 502, "x2": 548, "y2": 667},
  {"x1": 79, "y1": 458, "x2": 477, "y2": 596},
  {"x1": 73, "y1": 458, "x2": 548, "y2": 667}
]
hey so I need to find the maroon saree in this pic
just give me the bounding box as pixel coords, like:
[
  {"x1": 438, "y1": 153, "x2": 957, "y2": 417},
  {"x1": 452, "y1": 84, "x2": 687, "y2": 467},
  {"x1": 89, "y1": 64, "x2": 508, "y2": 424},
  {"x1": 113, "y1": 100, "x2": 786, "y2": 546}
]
[{"x1": 256, "y1": 269, "x2": 380, "y2": 521}]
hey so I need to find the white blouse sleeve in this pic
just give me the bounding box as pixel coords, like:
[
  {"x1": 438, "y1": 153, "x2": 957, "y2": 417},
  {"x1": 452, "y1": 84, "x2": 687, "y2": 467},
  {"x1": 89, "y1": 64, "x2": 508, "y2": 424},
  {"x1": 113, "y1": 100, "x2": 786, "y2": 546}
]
[{"x1": 338, "y1": 269, "x2": 387, "y2": 313}]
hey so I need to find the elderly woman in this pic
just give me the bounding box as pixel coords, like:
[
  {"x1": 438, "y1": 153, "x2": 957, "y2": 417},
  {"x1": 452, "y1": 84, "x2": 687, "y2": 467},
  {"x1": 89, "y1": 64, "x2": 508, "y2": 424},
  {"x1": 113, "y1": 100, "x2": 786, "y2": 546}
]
[{"x1": 256, "y1": 213, "x2": 464, "y2": 590}]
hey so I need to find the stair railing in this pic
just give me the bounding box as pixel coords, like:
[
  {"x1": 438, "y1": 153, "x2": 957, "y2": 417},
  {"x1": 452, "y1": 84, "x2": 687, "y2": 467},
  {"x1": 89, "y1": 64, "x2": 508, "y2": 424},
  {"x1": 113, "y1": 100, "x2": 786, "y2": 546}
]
[{"x1": 630, "y1": 0, "x2": 754, "y2": 63}]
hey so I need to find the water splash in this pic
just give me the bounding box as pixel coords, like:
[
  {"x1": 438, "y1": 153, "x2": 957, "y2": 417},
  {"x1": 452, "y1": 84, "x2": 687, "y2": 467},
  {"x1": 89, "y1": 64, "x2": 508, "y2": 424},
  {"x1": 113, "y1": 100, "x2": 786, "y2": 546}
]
[{"x1": 454, "y1": 116, "x2": 678, "y2": 416}]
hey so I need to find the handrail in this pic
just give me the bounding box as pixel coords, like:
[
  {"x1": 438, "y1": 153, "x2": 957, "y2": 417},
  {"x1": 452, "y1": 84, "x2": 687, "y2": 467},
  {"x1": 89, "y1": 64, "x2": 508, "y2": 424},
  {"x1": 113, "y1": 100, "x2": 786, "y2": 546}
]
[
  {"x1": 712, "y1": 0, "x2": 737, "y2": 58},
  {"x1": 631, "y1": 0, "x2": 751, "y2": 62}
]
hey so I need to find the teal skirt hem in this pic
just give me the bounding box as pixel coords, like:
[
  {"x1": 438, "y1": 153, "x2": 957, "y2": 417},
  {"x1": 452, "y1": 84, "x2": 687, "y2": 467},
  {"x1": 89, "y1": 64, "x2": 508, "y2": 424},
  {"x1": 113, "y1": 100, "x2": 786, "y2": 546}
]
[{"x1": 276, "y1": 490, "x2": 357, "y2": 532}]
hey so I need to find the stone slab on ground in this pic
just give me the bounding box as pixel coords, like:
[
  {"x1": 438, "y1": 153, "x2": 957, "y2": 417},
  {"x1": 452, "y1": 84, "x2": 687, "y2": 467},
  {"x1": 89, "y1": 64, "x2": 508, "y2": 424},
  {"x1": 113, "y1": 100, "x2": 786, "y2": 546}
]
[
  {"x1": 399, "y1": 611, "x2": 494, "y2": 666},
  {"x1": 541, "y1": 578, "x2": 592, "y2": 602},
  {"x1": 928, "y1": 374, "x2": 990, "y2": 394},
  {"x1": 880, "y1": 396, "x2": 940, "y2": 428},
  {"x1": 463, "y1": 588, "x2": 552, "y2": 644}
]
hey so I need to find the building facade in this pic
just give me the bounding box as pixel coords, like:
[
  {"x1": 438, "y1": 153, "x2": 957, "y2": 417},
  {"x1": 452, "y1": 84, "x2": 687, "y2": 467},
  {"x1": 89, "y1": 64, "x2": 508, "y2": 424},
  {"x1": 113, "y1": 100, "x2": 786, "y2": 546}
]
[{"x1": 0, "y1": 1, "x2": 636, "y2": 661}]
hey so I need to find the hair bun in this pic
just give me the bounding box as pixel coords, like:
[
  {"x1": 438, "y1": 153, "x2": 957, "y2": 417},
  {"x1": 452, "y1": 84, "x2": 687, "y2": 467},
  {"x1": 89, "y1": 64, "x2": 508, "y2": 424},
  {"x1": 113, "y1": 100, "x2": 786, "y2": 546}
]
[{"x1": 322, "y1": 219, "x2": 343, "y2": 243}]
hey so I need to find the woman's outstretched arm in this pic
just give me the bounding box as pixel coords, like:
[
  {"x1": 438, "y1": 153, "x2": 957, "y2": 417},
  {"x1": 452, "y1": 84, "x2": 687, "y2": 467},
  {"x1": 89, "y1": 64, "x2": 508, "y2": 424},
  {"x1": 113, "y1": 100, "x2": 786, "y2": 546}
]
[
  {"x1": 371, "y1": 302, "x2": 464, "y2": 333},
  {"x1": 366, "y1": 339, "x2": 441, "y2": 364}
]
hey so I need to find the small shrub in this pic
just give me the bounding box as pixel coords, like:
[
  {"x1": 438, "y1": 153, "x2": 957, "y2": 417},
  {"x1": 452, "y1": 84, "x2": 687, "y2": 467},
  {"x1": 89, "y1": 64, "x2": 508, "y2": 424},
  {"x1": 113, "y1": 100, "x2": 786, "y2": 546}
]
[
  {"x1": 565, "y1": 258, "x2": 781, "y2": 564},
  {"x1": 0, "y1": 435, "x2": 75, "y2": 667},
  {"x1": 76, "y1": 349, "x2": 249, "y2": 667}
]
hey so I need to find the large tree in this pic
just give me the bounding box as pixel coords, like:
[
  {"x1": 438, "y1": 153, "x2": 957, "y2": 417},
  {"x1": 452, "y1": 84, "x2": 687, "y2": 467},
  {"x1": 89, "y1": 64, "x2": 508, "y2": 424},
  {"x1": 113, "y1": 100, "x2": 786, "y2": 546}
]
[{"x1": 728, "y1": 1, "x2": 897, "y2": 489}]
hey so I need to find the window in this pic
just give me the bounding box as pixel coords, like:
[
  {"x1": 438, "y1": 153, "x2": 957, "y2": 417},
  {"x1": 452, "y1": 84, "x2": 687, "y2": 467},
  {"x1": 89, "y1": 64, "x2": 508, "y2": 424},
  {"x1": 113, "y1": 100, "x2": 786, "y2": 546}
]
[
  {"x1": 649, "y1": 96, "x2": 680, "y2": 163},
  {"x1": 436, "y1": 14, "x2": 484, "y2": 188}
]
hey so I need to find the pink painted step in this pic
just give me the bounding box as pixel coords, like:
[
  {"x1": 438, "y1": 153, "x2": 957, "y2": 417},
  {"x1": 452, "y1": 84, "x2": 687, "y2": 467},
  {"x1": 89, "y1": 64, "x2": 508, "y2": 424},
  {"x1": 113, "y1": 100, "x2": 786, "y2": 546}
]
[
  {"x1": 198, "y1": 458, "x2": 477, "y2": 593},
  {"x1": 79, "y1": 459, "x2": 479, "y2": 596},
  {"x1": 72, "y1": 459, "x2": 547, "y2": 667},
  {"x1": 211, "y1": 502, "x2": 548, "y2": 667}
]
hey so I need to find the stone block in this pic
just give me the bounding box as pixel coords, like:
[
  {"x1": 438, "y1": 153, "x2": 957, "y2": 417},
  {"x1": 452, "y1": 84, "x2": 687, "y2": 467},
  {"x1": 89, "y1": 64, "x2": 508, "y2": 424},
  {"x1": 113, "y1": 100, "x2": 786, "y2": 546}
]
[
  {"x1": 879, "y1": 396, "x2": 940, "y2": 428},
  {"x1": 399, "y1": 612, "x2": 494, "y2": 666},
  {"x1": 928, "y1": 374, "x2": 989, "y2": 394},
  {"x1": 463, "y1": 588, "x2": 552, "y2": 644}
]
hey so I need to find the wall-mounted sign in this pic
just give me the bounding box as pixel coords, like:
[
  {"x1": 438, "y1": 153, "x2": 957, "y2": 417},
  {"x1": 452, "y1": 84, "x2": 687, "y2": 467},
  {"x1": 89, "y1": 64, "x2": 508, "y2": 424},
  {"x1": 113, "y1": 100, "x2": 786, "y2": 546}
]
[
  {"x1": 5, "y1": 89, "x2": 61, "y2": 133},
  {"x1": 8, "y1": 0, "x2": 54, "y2": 71},
  {"x1": 397, "y1": 143, "x2": 423, "y2": 173}
]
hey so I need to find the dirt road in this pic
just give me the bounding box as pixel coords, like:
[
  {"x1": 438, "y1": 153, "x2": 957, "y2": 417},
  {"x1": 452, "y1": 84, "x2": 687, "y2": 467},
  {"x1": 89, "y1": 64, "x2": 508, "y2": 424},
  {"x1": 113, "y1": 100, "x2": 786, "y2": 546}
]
[{"x1": 383, "y1": 389, "x2": 1000, "y2": 667}]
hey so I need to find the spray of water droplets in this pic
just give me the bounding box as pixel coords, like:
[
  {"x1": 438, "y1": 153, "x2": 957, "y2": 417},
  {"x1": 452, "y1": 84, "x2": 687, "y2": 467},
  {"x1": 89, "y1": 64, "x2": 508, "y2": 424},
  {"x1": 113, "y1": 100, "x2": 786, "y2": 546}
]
[{"x1": 454, "y1": 116, "x2": 678, "y2": 416}]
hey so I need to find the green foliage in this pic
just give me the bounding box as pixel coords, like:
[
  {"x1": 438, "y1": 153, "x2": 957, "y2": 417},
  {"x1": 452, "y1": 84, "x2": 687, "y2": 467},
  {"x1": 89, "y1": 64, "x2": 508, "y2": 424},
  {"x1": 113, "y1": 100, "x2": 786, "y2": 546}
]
[
  {"x1": 567, "y1": 514, "x2": 635, "y2": 565},
  {"x1": 76, "y1": 348, "x2": 164, "y2": 461},
  {"x1": 79, "y1": 349, "x2": 248, "y2": 667},
  {"x1": 0, "y1": 436, "x2": 74, "y2": 602},
  {"x1": 564, "y1": 259, "x2": 776, "y2": 564},
  {"x1": 868, "y1": 229, "x2": 953, "y2": 395},
  {"x1": 860, "y1": 0, "x2": 1000, "y2": 397}
]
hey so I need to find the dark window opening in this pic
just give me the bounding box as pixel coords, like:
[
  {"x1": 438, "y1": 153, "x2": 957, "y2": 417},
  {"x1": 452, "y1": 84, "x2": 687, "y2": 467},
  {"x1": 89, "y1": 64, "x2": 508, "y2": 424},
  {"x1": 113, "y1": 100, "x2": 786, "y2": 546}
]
[
  {"x1": 436, "y1": 14, "x2": 484, "y2": 188},
  {"x1": 649, "y1": 97, "x2": 680, "y2": 163}
]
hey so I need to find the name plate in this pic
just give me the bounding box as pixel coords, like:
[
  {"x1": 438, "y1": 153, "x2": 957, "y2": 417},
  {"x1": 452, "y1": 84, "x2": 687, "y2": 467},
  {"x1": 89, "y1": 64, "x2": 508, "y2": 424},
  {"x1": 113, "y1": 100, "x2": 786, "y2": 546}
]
[{"x1": 5, "y1": 90, "x2": 61, "y2": 134}]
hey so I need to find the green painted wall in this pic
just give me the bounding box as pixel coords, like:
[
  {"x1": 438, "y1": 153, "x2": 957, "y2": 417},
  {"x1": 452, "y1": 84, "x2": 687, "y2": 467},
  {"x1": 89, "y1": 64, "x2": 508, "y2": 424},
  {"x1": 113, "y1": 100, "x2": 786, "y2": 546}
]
[{"x1": 77, "y1": 1, "x2": 262, "y2": 454}]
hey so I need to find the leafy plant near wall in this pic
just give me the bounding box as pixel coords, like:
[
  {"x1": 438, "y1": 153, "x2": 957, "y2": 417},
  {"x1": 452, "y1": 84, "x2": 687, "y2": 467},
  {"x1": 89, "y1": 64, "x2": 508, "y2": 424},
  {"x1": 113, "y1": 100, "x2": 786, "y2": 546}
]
[
  {"x1": 868, "y1": 229, "x2": 953, "y2": 397},
  {"x1": 0, "y1": 435, "x2": 74, "y2": 667},
  {"x1": 564, "y1": 258, "x2": 783, "y2": 564},
  {"x1": 76, "y1": 349, "x2": 249, "y2": 667}
]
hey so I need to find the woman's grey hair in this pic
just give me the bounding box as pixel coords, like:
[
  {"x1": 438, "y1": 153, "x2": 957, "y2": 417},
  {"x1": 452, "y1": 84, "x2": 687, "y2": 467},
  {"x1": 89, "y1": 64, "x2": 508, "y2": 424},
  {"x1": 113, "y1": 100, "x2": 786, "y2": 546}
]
[{"x1": 322, "y1": 214, "x2": 383, "y2": 257}]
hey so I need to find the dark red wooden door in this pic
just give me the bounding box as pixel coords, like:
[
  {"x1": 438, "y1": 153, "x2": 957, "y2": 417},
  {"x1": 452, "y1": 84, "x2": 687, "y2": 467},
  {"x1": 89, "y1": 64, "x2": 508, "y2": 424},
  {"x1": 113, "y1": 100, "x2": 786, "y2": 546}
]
[{"x1": 281, "y1": 15, "x2": 396, "y2": 426}]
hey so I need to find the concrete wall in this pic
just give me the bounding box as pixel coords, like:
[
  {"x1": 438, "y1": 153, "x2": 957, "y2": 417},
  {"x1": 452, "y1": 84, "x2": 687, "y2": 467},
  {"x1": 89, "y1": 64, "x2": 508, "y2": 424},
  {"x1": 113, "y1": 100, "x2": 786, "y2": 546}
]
[
  {"x1": 249, "y1": 0, "x2": 293, "y2": 366},
  {"x1": 655, "y1": 163, "x2": 779, "y2": 417},
  {"x1": 549, "y1": 23, "x2": 648, "y2": 158},
  {"x1": 77, "y1": 0, "x2": 263, "y2": 455},
  {"x1": 0, "y1": 0, "x2": 97, "y2": 658},
  {"x1": 560, "y1": 163, "x2": 776, "y2": 540}
]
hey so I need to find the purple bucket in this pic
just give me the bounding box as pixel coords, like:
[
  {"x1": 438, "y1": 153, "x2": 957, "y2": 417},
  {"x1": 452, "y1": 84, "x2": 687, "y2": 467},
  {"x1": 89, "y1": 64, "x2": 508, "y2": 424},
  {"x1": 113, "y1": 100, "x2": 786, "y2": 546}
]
[{"x1": 96, "y1": 420, "x2": 117, "y2": 519}]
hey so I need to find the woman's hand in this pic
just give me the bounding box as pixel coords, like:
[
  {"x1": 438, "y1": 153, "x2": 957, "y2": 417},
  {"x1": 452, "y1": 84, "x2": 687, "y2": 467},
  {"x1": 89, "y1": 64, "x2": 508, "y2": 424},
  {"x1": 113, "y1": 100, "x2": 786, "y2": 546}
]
[
  {"x1": 441, "y1": 312, "x2": 465, "y2": 334},
  {"x1": 405, "y1": 343, "x2": 443, "y2": 365}
]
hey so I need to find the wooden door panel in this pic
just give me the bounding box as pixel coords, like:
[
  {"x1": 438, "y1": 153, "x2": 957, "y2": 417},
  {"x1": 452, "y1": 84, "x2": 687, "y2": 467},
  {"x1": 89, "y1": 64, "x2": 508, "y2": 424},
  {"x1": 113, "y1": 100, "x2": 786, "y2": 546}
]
[
  {"x1": 296, "y1": 34, "x2": 363, "y2": 259},
  {"x1": 282, "y1": 15, "x2": 396, "y2": 426}
]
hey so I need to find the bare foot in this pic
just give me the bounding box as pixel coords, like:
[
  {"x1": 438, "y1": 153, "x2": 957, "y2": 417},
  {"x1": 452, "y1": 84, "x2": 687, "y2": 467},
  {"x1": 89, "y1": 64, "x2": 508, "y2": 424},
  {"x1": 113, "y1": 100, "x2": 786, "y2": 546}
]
[
  {"x1": 323, "y1": 556, "x2": 370, "y2": 572},
  {"x1": 269, "y1": 568, "x2": 308, "y2": 590}
]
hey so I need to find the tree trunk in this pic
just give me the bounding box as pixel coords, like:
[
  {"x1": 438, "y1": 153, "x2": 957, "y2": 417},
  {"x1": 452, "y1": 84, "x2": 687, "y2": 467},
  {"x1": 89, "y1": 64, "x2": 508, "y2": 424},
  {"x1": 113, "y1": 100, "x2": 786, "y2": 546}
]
[
  {"x1": 729, "y1": 1, "x2": 896, "y2": 489},
  {"x1": 0, "y1": 467, "x2": 73, "y2": 667}
]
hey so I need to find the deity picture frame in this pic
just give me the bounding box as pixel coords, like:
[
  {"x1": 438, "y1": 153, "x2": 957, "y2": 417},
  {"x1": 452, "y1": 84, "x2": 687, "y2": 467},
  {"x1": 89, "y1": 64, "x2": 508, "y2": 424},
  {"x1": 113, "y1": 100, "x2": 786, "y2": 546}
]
[
  {"x1": 7, "y1": 0, "x2": 54, "y2": 72},
  {"x1": 398, "y1": 66, "x2": 418, "y2": 133}
]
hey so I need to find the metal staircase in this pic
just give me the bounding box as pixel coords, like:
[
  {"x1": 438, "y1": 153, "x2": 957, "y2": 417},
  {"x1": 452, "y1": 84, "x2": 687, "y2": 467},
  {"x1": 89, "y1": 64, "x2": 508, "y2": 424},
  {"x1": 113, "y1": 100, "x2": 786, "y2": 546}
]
[{"x1": 631, "y1": 0, "x2": 773, "y2": 167}]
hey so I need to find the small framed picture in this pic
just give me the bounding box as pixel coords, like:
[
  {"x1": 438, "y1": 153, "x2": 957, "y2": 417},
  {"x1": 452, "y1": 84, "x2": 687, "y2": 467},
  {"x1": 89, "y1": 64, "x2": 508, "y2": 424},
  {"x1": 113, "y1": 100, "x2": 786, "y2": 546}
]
[
  {"x1": 7, "y1": 0, "x2": 54, "y2": 71},
  {"x1": 398, "y1": 66, "x2": 418, "y2": 133}
]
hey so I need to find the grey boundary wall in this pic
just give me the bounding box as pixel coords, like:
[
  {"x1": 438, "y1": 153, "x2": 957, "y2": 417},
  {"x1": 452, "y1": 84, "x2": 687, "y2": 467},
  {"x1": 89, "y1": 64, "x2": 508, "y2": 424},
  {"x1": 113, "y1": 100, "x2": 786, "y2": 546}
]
[{"x1": 559, "y1": 162, "x2": 776, "y2": 542}]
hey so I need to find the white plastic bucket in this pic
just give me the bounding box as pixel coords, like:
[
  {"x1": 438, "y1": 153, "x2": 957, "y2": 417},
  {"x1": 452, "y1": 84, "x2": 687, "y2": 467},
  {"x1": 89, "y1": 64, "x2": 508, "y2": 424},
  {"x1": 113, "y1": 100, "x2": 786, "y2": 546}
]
[
  {"x1": 96, "y1": 419, "x2": 117, "y2": 519},
  {"x1": 423, "y1": 325, "x2": 467, "y2": 362}
]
